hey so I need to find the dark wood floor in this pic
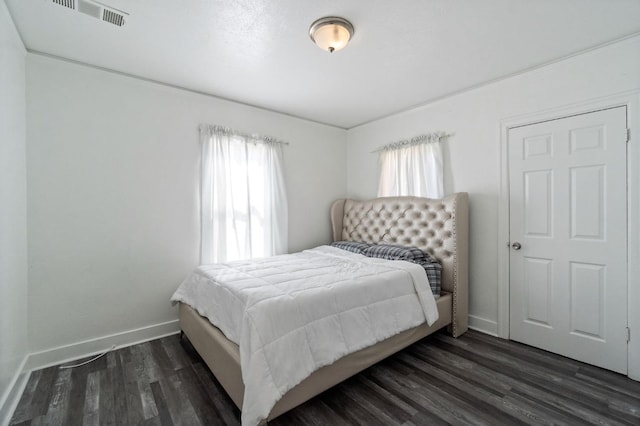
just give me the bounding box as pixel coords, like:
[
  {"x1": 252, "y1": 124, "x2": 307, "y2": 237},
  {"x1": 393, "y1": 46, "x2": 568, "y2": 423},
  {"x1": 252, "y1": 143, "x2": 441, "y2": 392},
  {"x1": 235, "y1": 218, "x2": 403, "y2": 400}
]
[{"x1": 11, "y1": 330, "x2": 640, "y2": 425}]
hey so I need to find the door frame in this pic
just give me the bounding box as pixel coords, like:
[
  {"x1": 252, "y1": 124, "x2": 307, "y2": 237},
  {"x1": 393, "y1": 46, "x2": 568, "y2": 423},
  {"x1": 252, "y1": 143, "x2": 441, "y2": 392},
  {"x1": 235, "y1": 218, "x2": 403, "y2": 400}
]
[{"x1": 497, "y1": 91, "x2": 640, "y2": 380}]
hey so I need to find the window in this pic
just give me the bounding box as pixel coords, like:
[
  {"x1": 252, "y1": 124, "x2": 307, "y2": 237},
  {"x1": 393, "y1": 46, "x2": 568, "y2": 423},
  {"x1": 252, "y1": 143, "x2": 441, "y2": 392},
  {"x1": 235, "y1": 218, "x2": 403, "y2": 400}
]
[
  {"x1": 200, "y1": 125, "x2": 288, "y2": 263},
  {"x1": 377, "y1": 134, "x2": 445, "y2": 198}
]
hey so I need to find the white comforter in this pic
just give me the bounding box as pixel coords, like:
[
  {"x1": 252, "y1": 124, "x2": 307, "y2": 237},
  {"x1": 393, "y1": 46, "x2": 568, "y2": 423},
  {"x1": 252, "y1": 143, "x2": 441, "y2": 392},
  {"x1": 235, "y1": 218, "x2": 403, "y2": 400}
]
[{"x1": 171, "y1": 245, "x2": 439, "y2": 426}]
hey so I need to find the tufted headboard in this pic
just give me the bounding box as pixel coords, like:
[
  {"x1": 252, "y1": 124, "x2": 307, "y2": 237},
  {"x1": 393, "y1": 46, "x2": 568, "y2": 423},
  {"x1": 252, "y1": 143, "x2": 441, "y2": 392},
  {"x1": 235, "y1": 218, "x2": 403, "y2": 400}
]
[{"x1": 330, "y1": 192, "x2": 469, "y2": 337}]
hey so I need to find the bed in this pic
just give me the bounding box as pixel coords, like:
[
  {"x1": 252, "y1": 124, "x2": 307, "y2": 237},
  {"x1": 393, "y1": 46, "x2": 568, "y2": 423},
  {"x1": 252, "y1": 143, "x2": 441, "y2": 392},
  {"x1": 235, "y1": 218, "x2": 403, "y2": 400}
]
[{"x1": 175, "y1": 192, "x2": 468, "y2": 424}]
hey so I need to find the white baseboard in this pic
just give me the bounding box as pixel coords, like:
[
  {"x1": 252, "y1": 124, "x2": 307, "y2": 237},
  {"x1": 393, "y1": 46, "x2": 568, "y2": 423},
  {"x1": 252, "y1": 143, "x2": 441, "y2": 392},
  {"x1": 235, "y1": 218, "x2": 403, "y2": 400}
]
[
  {"x1": 25, "y1": 319, "x2": 180, "y2": 372},
  {"x1": 0, "y1": 355, "x2": 30, "y2": 426},
  {"x1": 468, "y1": 315, "x2": 499, "y2": 336}
]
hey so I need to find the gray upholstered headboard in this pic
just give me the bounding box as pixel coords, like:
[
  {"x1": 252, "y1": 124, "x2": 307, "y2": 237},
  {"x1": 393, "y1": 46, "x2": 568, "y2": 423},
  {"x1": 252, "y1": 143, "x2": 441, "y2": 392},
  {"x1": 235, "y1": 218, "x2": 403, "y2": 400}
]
[{"x1": 330, "y1": 193, "x2": 469, "y2": 337}]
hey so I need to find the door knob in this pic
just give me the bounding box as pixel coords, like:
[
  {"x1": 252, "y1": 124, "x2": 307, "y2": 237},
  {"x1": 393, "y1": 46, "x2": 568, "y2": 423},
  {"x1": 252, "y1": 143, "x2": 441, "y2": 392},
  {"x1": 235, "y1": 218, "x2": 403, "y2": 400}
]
[{"x1": 511, "y1": 242, "x2": 522, "y2": 250}]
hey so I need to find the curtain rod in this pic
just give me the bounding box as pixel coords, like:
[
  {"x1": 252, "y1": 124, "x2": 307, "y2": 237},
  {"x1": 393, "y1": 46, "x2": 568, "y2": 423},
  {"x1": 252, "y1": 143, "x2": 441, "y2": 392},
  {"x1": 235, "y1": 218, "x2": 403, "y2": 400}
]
[
  {"x1": 199, "y1": 124, "x2": 290, "y2": 146},
  {"x1": 371, "y1": 132, "x2": 452, "y2": 153}
]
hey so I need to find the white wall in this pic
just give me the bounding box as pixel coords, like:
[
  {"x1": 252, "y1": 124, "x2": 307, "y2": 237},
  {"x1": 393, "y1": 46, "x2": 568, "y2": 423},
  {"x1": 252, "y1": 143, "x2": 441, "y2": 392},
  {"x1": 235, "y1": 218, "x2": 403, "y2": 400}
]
[
  {"x1": 26, "y1": 54, "x2": 347, "y2": 356},
  {"x1": 0, "y1": 0, "x2": 28, "y2": 419},
  {"x1": 347, "y1": 35, "x2": 640, "y2": 334}
]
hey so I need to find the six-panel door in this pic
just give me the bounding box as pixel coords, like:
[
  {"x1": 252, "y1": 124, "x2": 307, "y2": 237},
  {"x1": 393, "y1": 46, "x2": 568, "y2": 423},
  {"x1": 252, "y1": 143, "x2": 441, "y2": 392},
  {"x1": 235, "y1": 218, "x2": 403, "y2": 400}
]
[{"x1": 509, "y1": 106, "x2": 628, "y2": 374}]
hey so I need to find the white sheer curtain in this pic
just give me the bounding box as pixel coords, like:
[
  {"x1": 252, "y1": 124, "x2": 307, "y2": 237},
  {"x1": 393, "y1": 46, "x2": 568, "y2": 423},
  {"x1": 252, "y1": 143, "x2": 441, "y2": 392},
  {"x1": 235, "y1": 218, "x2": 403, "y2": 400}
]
[
  {"x1": 200, "y1": 125, "x2": 288, "y2": 264},
  {"x1": 377, "y1": 134, "x2": 445, "y2": 198}
]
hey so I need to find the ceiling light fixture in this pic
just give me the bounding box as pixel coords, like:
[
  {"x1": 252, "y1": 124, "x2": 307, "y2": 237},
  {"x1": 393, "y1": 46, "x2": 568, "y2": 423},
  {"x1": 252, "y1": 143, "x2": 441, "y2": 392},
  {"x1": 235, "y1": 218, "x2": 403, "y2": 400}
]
[{"x1": 309, "y1": 17, "x2": 354, "y2": 53}]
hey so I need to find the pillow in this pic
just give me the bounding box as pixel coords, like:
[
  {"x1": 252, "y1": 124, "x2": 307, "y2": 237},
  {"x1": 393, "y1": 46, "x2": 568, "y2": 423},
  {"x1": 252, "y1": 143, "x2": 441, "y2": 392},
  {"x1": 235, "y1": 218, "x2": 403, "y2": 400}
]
[
  {"x1": 330, "y1": 241, "x2": 372, "y2": 255},
  {"x1": 418, "y1": 260, "x2": 442, "y2": 297},
  {"x1": 363, "y1": 244, "x2": 429, "y2": 263},
  {"x1": 363, "y1": 244, "x2": 442, "y2": 296}
]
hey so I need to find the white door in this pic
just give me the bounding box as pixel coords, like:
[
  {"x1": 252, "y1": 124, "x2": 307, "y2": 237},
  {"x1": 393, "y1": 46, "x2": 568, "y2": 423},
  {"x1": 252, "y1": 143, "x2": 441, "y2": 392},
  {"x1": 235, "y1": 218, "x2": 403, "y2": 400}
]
[{"x1": 509, "y1": 106, "x2": 628, "y2": 374}]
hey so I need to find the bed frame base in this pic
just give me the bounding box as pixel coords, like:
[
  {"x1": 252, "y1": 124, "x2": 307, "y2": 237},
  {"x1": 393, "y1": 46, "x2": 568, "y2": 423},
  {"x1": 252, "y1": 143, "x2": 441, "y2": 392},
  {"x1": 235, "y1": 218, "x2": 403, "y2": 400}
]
[{"x1": 180, "y1": 293, "x2": 452, "y2": 420}]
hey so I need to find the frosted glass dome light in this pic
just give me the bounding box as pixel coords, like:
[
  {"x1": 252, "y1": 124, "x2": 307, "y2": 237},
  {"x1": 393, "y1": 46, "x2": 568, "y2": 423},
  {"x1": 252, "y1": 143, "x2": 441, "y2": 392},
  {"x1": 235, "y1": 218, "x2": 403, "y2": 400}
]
[{"x1": 309, "y1": 17, "x2": 354, "y2": 53}]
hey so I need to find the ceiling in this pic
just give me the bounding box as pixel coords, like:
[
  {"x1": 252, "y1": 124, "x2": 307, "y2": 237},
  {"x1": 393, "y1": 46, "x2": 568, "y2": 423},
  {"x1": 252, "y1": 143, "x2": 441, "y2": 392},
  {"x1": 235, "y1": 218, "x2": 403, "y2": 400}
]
[{"x1": 6, "y1": 0, "x2": 640, "y2": 129}]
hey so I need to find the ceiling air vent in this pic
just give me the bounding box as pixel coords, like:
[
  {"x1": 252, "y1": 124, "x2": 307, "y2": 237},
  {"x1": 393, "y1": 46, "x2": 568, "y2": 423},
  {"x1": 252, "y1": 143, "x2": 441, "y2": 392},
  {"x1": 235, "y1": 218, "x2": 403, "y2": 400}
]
[
  {"x1": 53, "y1": 0, "x2": 75, "y2": 9},
  {"x1": 51, "y1": 0, "x2": 128, "y2": 27},
  {"x1": 102, "y1": 9, "x2": 125, "y2": 27}
]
